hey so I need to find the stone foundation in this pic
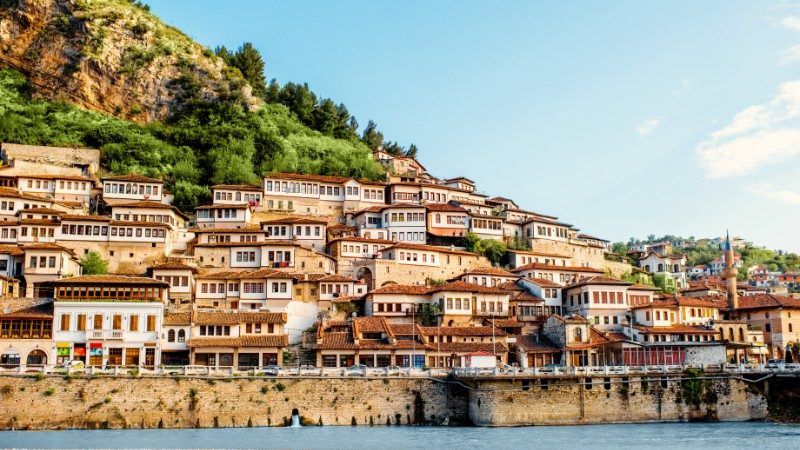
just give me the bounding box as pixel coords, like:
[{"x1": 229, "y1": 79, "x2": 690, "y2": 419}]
[{"x1": 0, "y1": 374, "x2": 768, "y2": 430}]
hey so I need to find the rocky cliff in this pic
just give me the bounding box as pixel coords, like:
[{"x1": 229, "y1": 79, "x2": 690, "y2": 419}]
[{"x1": 0, "y1": 0, "x2": 259, "y2": 122}]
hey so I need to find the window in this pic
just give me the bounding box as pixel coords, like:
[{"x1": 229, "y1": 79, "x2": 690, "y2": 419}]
[
  {"x1": 112, "y1": 314, "x2": 122, "y2": 330},
  {"x1": 129, "y1": 315, "x2": 139, "y2": 332},
  {"x1": 60, "y1": 314, "x2": 70, "y2": 331},
  {"x1": 77, "y1": 314, "x2": 86, "y2": 331},
  {"x1": 146, "y1": 315, "x2": 156, "y2": 331},
  {"x1": 167, "y1": 329, "x2": 175, "y2": 342}
]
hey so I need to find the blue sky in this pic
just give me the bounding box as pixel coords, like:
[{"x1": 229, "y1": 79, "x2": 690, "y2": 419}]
[{"x1": 148, "y1": 0, "x2": 800, "y2": 252}]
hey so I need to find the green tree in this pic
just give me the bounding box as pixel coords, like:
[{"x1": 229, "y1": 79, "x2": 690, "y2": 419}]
[
  {"x1": 652, "y1": 273, "x2": 676, "y2": 294},
  {"x1": 418, "y1": 303, "x2": 441, "y2": 326},
  {"x1": 229, "y1": 42, "x2": 266, "y2": 98},
  {"x1": 360, "y1": 120, "x2": 384, "y2": 150},
  {"x1": 611, "y1": 242, "x2": 628, "y2": 255},
  {"x1": 81, "y1": 251, "x2": 108, "y2": 275},
  {"x1": 406, "y1": 143, "x2": 419, "y2": 158}
]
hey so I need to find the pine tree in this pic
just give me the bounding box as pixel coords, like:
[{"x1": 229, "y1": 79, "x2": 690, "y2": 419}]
[
  {"x1": 229, "y1": 42, "x2": 266, "y2": 98},
  {"x1": 406, "y1": 143, "x2": 419, "y2": 158},
  {"x1": 361, "y1": 120, "x2": 384, "y2": 150}
]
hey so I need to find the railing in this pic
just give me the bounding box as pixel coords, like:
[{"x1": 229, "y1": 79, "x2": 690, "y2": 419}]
[
  {"x1": 1, "y1": 363, "x2": 797, "y2": 378},
  {"x1": 87, "y1": 330, "x2": 125, "y2": 340}
]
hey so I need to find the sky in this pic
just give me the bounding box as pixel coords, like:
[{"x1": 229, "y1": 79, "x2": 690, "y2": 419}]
[{"x1": 147, "y1": 0, "x2": 800, "y2": 252}]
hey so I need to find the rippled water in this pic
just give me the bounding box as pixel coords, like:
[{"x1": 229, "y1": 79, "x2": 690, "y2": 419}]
[{"x1": 1, "y1": 422, "x2": 798, "y2": 449}]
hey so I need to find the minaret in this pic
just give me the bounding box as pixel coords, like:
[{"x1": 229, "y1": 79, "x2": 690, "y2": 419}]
[{"x1": 723, "y1": 231, "x2": 739, "y2": 313}]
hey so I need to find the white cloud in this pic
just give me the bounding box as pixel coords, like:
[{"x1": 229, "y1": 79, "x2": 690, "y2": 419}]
[
  {"x1": 746, "y1": 183, "x2": 800, "y2": 204},
  {"x1": 635, "y1": 118, "x2": 660, "y2": 136},
  {"x1": 780, "y1": 43, "x2": 800, "y2": 65},
  {"x1": 781, "y1": 15, "x2": 800, "y2": 30},
  {"x1": 672, "y1": 78, "x2": 691, "y2": 95},
  {"x1": 695, "y1": 80, "x2": 800, "y2": 178}
]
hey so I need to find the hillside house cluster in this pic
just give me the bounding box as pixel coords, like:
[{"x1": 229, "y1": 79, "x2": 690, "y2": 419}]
[{"x1": 0, "y1": 143, "x2": 795, "y2": 370}]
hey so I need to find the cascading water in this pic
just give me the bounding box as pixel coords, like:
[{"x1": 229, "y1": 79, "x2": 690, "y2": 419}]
[{"x1": 290, "y1": 409, "x2": 301, "y2": 427}]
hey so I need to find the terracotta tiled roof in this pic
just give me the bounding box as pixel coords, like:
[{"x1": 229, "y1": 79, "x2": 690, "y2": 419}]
[
  {"x1": 60, "y1": 214, "x2": 111, "y2": 222},
  {"x1": 195, "y1": 270, "x2": 247, "y2": 280},
  {"x1": 163, "y1": 312, "x2": 191, "y2": 325},
  {"x1": 19, "y1": 218, "x2": 59, "y2": 225},
  {"x1": 0, "y1": 245, "x2": 24, "y2": 256},
  {"x1": 511, "y1": 263, "x2": 601, "y2": 274},
  {"x1": 425, "y1": 203, "x2": 468, "y2": 213},
  {"x1": 237, "y1": 268, "x2": 293, "y2": 280},
  {"x1": 628, "y1": 284, "x2": 659, "y2": 291},
  {"x1": 424, "y1": 342, "x2": 508, "y2": 353},
  {"x1": 0, "y1": 298, "x2": 53, "y2": 319},
  {"x1": 428, "y1": 281, "x2": 508, "y2": 295},
  {"x1": 102, "y1": 174, "x2": 163, "y2": 183},
  {"x1": 515, "y1": 334, "x2": 560, "y2": 352},
  {"x1": 385, "y1": 242, "x2": 477, "y2": 256},
  {"x1": 17, "y1": 207, "x2": 64, "y2": 215},
  {"x1": 524, "y1": 277, "x2": 562, "y2": 288},
  {"x1": 212, "y1": 184, "x2": 262, "y2": 192},
  {"x1": 354, "y1": 316, "x2": 390, "y2": 334},
  {"x1": 368, "y1": 284, "x2": 431, "y2": 295},
  {"x1": 484, "y1": 318, "x2": 524, "y2": 328},
  {"x1": 0, "y1": 187, "x2": 53, "y2": 202},
  {"x1": 51, "y1": 275, "x2": 169, "y2": 286},
  {"x1": 576, "y1": 233, "x2": 609, "y2": 242},
  {"x1": 328, "y1": 236, "x2": 396, "y2": 245},
  {"x1": 318, "y1": 274, "x2": 356, "y2": 282},
  {"x1": 736, "y1": 294, "x2": 800, "y2": 310},
  {"x1": 314, "y1": 332, "x2": 356, "y2": 350},
  {"x1": 151, "y1": 261, "x2": 198, "y2": 272},
  {"x1": 266, "y1": 172, "x2": 350, "y2": 184},
  {"x1": 20, "y1": 243, "x2": 74, "y2": 253},
  {"x1": 187, "y1": 335, "x2": 288, "y2": 348},
  {"x1": 261, "y1": 217, "x2": 327, "y2": 225},
  {"x1": 418, "y1": 326, "x2": 508, "y2": 337},
  {"x1": 195, "y1": 203, "x2": 250, "y2": 210},
  {"x1": 193, "y1": 311, "x2": 287, "y2": 325},
  {"x1": 461, "y1": 266, "x2": 520, "y2": 278},
  {"x1": 113, "y1": 201, "x2": 189, "y2": 220},
  {"x1": 633, "y1": 324, "x2": 718, "y2": 334},
  {"x1": 109, "y1": 220, "x2": 171, "y2": 228}
]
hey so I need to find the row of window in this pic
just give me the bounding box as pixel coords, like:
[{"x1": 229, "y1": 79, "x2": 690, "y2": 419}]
[
  {"x1": 199, "y1": 281, "x2": 289, "y2": 294},
  {"x1": 56, "y1": 286, "x2": 163, "y2": 299},
  {"x1": 341, "y1": 243, "x2": 387, "y2": 254},
  {"x1": 235, "y1": 251, "x2": 257, "y2": 263},
  {"x1": 21, "y1": 226, "x2": 54, "y2": 238},
  {"x1": 58, "y1": 313, "x2": 157, "y2": 332},
  {"x1": 320, "y1": 283, "x2": 350, "y2": 295},
  {"x1": 215, "y1": 191, "x2": 262, "y2": 202},
  {"x1": 392, "y1": 231, "x2": 425, "y2": 242},
  {"x1": 113, "y1": 214, "x2": 174, "y2": 225},
  {"x1": 0, "y1": 319, "x2": 52, "y2": 339},
  {"x1": 387, "y1": 212, "x2": 425, "y2": 223},
  {"x1": 104, "y1": 182, "x2": 160, "y2": 196},
  {"x1": 472, "y1": 218, "x2": 502, "y2": 230},
  {"x1": 26, "y1": 179, "x2": 90, "y2": 192},
  {"x1": 0, "y1": 200, "x2": 47, "y2": 211},
  {"x1": 29, "y1": 255, "x2": 57, "y2": 269},
  {"x1": 396, "y1": 250, "x2": 437, "y2": 263},
  {"x1": 154, "y1": 275, "x2": 189, "y2": 288},
  {"x1": 196, "y1": 208, "x2": 241, "y2": 219},
  {"x1": 110, "y1": 227, "x2": 166, "y2": 238}
]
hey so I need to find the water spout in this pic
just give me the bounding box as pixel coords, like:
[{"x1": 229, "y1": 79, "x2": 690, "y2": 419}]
[{"x1": 290, "y1": 408, "x2": 301, "y2": 427}]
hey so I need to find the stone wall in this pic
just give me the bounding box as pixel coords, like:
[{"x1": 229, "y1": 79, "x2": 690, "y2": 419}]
[
  {"x1": 468, "y1": 375, "x2": 767, "y2": 426},
  {"x1": 528, "y1": 239, "x2": 632, "y2": 276},
  {"x1": 0, "y1": 376, "x2": 467, "y2": 430},
  {"x1": 0, "y1": 373, "x2": 769, "y2": 430}
]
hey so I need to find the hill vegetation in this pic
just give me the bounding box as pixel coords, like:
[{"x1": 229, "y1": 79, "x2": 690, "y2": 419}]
[
  {"x1": 612, "y1": 235, "x2": 800, "y2": 280},
  {"x1": 0, "y1": 0, "x2": 421, "y2": 212}
]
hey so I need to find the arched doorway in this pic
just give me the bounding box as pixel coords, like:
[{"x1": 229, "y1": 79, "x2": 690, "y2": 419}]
[
  {"x1": 356, "y1": 267, "x2": 374, "y2": 291},
  {"x1": 1, "y1": 349, "x2": 20, "y2": 367},
  {"x1": 381, "y1": 281, "x2": 397, "y2": 287},
  {"x1": 26, "y1": 349, "x2": 47, "y2": 365}
]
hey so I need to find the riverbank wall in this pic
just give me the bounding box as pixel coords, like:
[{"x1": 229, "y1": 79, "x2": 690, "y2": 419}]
[{"x1": 0, "y1": 374, "x2": 770, "y2": 429}]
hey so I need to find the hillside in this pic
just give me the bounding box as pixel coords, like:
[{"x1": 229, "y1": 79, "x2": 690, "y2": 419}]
[
  {"x1": 0, "y1": 0, "x2": 261, "y2": 121},
  {"x1": 0, "y1": 0, "x2": 386, "y2": 211}
]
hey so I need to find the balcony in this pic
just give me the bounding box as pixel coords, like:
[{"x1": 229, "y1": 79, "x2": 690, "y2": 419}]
[{"x1": 87, "y1": 330, "x2": 125, "y2": 340}]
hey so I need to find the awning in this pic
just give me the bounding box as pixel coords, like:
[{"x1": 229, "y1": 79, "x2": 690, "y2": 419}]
[{"x1": 56, "y1": 342, "x2": 70, "y2": 348}]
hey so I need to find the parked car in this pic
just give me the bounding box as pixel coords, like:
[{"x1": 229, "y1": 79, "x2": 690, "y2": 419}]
[
  {"x1": 765, "y1": 359, "x2": 785, "y2": 369},
  {"x1": 346, "y1": 364, "x2": 367, "y2": 376},
  {"x1": 263, "y1": 365, "x2": 282, "y2": 376},
  {"x1": 56, "y1": 360, "x2": 85, "y2": 369}
]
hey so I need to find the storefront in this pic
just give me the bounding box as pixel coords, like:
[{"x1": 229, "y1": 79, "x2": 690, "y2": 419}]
[
  {"x1": 56, "y1": 342, "x2": 71, "y2": 365},
  {"x1": 88, "y1": 343, "x2": 103, "y2": 366}
]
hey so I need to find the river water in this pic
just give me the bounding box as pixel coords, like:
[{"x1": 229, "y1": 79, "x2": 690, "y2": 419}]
[{"x1": 1, "y1": 422, "x2": 798, "y2": 449}]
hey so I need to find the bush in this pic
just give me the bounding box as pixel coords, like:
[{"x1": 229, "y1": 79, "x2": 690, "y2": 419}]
[
  {"x1": 44, "y1": 387, "x2": 55, "y2": 396},
  {"x1": 80, "y1": 251, "x2": 108, "y2": 275}
]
